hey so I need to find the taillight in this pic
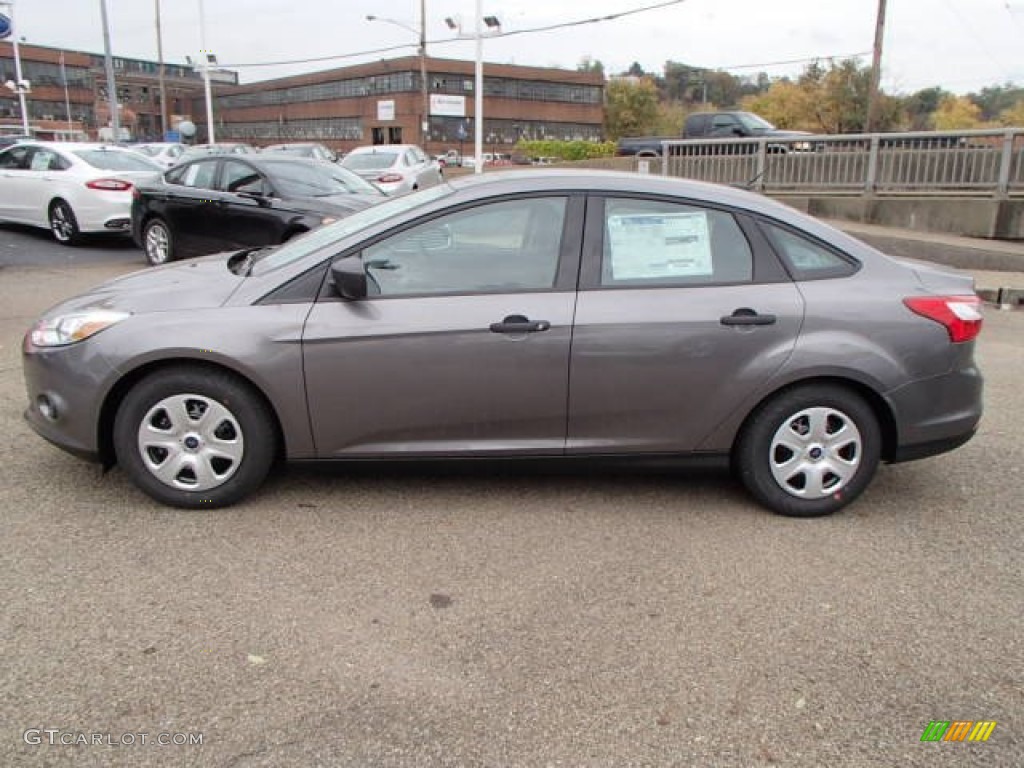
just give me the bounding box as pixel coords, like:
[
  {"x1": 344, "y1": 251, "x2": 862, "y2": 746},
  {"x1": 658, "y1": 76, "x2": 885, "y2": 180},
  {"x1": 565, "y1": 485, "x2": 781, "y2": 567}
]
[
  {"x1": 86, "y1": 178, "x2": 133, "y2": 191},
  {"x1": 377, "y1": 173, "x2": 403, "y2": 183},
  {"x1": 903, "y1": 295, "x2": 983, "y2": 343}
]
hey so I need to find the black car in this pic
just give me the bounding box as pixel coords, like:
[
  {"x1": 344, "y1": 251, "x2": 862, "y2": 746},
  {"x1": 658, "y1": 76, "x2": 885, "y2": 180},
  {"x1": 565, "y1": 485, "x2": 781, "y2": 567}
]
[{"x1": 131, "y1": 155, "x2": 385, "y2": 265}]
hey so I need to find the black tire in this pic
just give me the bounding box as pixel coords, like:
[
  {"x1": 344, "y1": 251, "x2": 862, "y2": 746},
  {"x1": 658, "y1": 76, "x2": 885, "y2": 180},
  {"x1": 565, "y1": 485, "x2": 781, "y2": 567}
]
[
  {"x1": 113, "y1": 368, "x2": 277, "y2": 509},
  {"x1": 734, "y1": 385, "x2": 881, "y2": 517},
  {"x1": 49, "y1": 199, "x2": 81, "y2": 246},
  {"x1": 143, "y1": 217, "x2": 174, "y2": 266}
]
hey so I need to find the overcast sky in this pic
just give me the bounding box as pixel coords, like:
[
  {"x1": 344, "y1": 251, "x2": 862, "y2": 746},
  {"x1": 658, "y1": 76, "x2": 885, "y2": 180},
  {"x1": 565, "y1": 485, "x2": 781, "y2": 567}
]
[{"x1": 7, "y1": 0, "x2": 1024, "y2": 94}]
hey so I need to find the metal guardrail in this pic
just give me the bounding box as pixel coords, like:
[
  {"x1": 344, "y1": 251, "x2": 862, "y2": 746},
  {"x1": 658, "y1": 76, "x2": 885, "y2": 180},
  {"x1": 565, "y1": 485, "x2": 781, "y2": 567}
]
[{"x1": 647, "y1": 129, "x2": 1024, "y2": 198}]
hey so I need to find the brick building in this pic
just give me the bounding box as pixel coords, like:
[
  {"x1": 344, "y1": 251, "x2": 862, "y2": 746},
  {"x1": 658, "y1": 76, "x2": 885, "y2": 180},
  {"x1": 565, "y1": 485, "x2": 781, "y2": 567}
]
[
  {"x1": 205, "y1": 56, "x2": 606, "y2": 154},
  {"x1": 0, "y1": 41, "x2": 222, "y2": 141},
  {"x1": 2, "y1": 43, "x2": 605, "y2": 153}
]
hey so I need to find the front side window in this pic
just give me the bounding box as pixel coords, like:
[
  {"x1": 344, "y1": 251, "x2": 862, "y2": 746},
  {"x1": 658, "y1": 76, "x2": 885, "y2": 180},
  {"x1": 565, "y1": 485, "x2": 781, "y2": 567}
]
[
  {"x1": 167, "y1": 160, "x2": 218, "y2": 189},
  {"x1": 360, "y1": 197, "x2": 567, "y2": 296},
  {"x1": 0, "y1": 146, "x2": 34, "y2": 170},
  {"x1": 601, "y1": 198, "x2": 753, "y2": 287},
  {"x1": 220, "y1": 160, "x2": 264, "y2": 193}
]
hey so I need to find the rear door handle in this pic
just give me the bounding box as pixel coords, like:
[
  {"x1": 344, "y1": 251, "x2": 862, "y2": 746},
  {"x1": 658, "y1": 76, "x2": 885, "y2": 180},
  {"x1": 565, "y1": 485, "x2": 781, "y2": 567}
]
[
  {"x1": 720, "y1": 308, "x2": 777, "y2": 326},
  {"x1": 489, "y1": 314, "x2": 551, "y2": 334}
]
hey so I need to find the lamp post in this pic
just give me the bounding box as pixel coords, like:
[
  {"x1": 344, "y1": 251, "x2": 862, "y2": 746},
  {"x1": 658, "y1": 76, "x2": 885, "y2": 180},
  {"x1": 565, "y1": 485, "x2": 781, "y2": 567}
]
[
  {"x1": 0, "y1": 1, "x2": 30, "y2": 135},
  {"x1": 197, "y1": 0, "x2": 216, "y2": 144},
  {"x1": 366, "y1": 3, "x2": 429, "y2": 149},
  {"x1": 99, "y1": 0, "x2": 120, "y2": 141},
  {"x1": 445, "y1": 4, "x2": 500, "y2": 174}
]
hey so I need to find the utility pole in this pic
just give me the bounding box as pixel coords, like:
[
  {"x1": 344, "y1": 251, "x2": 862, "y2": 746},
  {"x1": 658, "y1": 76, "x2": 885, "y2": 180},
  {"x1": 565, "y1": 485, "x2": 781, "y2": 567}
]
[
  {"x1": 155, "y1": 0, "x2": 168, "y2": 138},
  {"x1": 865, "y1": 0, "x2": 887, "y2": 133}
]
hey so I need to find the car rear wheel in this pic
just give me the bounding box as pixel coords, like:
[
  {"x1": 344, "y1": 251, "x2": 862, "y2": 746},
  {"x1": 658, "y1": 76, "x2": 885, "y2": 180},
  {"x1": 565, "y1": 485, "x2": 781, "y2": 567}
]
[
  {"x1": 143, "y1": 217, "x2": 174, "y2": 266},
  {"x1": 49, "y1": 200, "x2": 81, "y2": 246},
  {"x1": 734, "y1": 385, "x2": 881, "y2": 517},
  {"x1": 113, "y1": 368, "x2": 276, "y2": 508}
]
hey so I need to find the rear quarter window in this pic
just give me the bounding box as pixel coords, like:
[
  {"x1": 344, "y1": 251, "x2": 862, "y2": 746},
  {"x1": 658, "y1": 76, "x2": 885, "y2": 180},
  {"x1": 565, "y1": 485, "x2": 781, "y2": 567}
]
[{"x1": 761, "y1": 222, "x2": 859, "y2": 280}]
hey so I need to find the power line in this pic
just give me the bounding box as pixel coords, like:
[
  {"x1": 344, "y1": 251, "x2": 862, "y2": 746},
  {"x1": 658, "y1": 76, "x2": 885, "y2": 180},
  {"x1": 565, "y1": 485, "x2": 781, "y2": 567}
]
[{"x1": 222, "y1": 0, "x2": 689, "y2": 69}]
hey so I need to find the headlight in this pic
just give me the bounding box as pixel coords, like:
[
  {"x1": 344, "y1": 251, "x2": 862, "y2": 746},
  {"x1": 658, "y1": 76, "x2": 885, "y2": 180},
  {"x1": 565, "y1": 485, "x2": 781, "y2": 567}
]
[{"x1": 29, "y1": 309, "x2": 130, "y2": 348}]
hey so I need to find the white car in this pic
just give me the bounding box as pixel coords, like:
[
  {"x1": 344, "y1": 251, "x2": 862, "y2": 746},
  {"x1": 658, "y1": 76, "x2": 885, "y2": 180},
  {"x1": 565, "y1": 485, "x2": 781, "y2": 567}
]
[
  {"x1": 131, "y1": 142, "x2": 186, "y2": 168},
  {"x1": 0, "y1": 141, "x2": 162, "y2": 245},
  {"x1": 340, "y1": 144, "x2": 443, "y2": 195}
]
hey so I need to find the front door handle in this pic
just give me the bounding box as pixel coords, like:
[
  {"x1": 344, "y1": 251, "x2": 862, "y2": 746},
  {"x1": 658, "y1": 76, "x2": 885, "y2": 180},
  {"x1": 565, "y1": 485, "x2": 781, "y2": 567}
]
[
  {"x1": 489, "y1": 314, "x2": 551, "y2": 334},
  {"x1": 720, "y1": 308, "x2": 777, "y2": 326}
]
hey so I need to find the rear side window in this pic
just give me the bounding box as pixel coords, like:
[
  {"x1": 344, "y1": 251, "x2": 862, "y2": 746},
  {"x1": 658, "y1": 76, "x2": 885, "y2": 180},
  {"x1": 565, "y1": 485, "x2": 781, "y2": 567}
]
[
  {"x1": 762, "y1": 222, "x2": 858, "y2": 280},
  {"x1": 601, "y1": 197, "x2": 753, "y2": 287}
]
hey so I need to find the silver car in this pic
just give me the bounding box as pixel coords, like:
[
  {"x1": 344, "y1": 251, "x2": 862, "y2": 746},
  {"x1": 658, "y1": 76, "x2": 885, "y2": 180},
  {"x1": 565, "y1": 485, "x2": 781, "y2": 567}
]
[
  {"x1": 340, "y1": 144, "x2": 443, "y2": 195},
  {"x1": 22, "y1": 171, "x2": 983, "y2": 516}
]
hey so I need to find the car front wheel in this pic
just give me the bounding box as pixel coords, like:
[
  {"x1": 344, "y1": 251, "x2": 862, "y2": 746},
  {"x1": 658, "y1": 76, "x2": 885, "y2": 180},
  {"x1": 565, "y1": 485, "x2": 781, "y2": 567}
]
[
  {"x1": 143, "y1": 217, "x2": 174, "y2": 266},
  {"x1": 734, "y1": 385, "x2": 881, "y2": 517},
  {"x1": 49, "y1": 200, "x2": 81, "y2": 245},
  {"x1": 113, "y1": 368, "x2": 277, "y2": 508}
]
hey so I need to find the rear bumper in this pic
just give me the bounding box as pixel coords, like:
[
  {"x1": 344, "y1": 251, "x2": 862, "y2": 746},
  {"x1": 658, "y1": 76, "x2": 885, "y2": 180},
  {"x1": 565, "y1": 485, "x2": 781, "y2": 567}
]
[{"x1": 886, "y1": 365, "x2": 983, "y2": 463}]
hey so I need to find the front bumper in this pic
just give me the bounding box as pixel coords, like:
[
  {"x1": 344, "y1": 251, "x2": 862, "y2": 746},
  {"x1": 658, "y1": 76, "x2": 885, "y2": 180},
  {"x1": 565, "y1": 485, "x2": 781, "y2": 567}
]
[{"x1": 22, "y1": 334, "x2": 117, "y2": 463}]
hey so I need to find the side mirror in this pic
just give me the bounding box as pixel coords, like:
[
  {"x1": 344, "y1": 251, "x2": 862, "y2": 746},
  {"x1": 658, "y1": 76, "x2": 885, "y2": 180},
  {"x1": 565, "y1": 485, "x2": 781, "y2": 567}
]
[{"x1": 331, "y1": 256, "x2": 367, "y2": 300}]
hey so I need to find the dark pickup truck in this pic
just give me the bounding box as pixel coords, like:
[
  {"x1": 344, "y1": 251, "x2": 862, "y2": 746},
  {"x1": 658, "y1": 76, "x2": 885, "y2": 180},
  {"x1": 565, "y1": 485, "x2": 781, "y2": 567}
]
[{"x1": 617, "y1": 111, "x2": 812, "y2": 156}]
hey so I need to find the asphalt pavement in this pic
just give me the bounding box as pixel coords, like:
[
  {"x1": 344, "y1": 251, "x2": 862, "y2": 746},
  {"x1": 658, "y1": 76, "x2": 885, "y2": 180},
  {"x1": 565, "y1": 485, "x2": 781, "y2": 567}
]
[{"x1": 0, "y1": 232, "x2": 1022, "y2": 767}]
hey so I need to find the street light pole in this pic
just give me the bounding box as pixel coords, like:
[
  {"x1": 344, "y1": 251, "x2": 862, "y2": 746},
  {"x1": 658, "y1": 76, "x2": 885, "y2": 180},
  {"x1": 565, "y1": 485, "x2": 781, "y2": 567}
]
[
  {"x1": 155, "y1": 0, "x2": 168, "y2": 138},
  {"x1": 366, "y1": 9, "x2": 430, "y2": 149},
  {"x1": 99, "y1": 0, "x2": 120, "y2": 141},
  {"x1": 198, "y1": 0, "x2": 215, "y2": 144},
  {"x1": 419, "y1": 0, "x2": 428, "y2": 148},
  {"x1": 0, "y1": 1, "x2": 29, "y2": 135},
  {"x1": 474, "y1": 0, "x2": 483, "y2": 175}
]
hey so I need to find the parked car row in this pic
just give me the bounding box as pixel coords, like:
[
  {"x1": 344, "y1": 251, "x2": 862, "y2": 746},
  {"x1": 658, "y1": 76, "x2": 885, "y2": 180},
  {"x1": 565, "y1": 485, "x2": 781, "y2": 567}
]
[{"x1": 0, "y1": 140, "x2": 446, "y2": 263}]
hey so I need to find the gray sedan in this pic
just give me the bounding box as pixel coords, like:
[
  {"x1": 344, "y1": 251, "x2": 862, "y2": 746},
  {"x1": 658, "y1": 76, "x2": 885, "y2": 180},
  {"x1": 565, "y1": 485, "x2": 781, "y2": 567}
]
[{"x1": 21, "y1": 171, "x2": 983, "y2": 516}]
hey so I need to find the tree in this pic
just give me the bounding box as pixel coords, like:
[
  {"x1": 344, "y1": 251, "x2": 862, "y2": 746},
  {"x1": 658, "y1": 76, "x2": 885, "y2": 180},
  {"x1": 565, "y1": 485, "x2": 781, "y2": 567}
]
[
  {"x1": 970, "y1": 83, "x2": 1024, "y2": 121},
  {"x1": 933, "y1": 95, "x2": 983, "y2": 130},
  {"x1": 604, "y1": 77, "x2": 660, "y2": 139},
  {"x1": 577, "y1": 56, "x2": 605, "y2": 77},
  {"x1": 903, "y1": 87, "x2": 950, "y2": 130},
  {"x1": 740, "y1": 59, "x2": 902, "y2": 134},
  {"x1": 999, "y1": 99, "x2": 1024, "y2": 127},
  {"x1": 625, "y1": 62, "x2": 646, "y2": 78}
]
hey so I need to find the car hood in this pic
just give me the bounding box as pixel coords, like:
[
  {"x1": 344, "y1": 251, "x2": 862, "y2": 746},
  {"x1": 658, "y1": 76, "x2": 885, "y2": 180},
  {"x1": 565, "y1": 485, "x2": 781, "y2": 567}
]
[{"x1": 44, "y1": 255, "x2": 244, "y2": 317}]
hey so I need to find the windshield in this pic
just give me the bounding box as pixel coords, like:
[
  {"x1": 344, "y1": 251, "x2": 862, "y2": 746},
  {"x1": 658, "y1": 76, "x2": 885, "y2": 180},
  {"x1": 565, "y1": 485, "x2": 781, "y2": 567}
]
[
  {"x1": 255, "y1": 184, "x2": 453, "y2": 273},
  {"x1": 342, "y1": 152, "x2": 399, "y2": 171},
  {"x1": 736, "y1": 112, "x2": 776, "y2": 132},
  {"x1": 73, "y1": 149, "x2": 162, "y2": 171}
]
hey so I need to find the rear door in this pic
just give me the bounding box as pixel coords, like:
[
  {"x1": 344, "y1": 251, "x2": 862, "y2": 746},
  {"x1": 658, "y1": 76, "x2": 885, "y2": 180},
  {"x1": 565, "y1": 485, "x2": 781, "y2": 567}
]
[
  {"x1": 567, "y1": 194, "x2": 805, "y2": 454},
  {"x1": 160, "y1": 159, "x2": 222, "y2": 256},
  {"x1": 0, "y1": 145, "x2": 38, "y2": 224}
]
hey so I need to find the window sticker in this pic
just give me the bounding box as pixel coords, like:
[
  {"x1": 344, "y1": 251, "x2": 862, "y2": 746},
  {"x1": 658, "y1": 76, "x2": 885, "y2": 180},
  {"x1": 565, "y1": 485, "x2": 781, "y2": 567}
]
[{"x1": 607, "y1": 211, "x2": 713, "y2": 280}]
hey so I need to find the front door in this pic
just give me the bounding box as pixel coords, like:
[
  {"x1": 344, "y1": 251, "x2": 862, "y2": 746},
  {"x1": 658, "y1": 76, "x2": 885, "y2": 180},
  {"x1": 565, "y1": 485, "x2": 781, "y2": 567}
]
[{"x1": 303, "y1": 195, "x2": 582, "y2": 457}]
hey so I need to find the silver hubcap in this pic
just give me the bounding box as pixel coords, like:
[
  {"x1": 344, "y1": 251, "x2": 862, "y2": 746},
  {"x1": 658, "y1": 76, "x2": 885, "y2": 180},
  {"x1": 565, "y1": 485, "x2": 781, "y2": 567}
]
[
  {"x1": 769, "y1": 406, "x2": 862, "y2": 499},
  {"x1": 51, "y1": 206, "x2": 73, "y2": 241},
  {"x1": 146, "y1": 224, "x2": 169, "y2": 263},
  {"x1": 137, "y1": 394, "x2": 244, "y2": 491}
]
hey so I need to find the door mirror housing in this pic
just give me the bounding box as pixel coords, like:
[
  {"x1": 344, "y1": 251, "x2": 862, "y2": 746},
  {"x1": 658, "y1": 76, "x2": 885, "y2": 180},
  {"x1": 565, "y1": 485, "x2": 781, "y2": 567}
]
[{"x1": 331, "y1": 256, "x2": 367, "y2": 300}]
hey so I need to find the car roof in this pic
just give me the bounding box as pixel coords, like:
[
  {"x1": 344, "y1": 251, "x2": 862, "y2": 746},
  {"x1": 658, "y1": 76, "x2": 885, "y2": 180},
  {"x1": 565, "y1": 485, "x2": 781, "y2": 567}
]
[
  {"x1": 443, "y1": 169, "x2": 879, "y2": 254},
  {"x1": 346, "y1": 145, "x2": 417, "y2": 154}
]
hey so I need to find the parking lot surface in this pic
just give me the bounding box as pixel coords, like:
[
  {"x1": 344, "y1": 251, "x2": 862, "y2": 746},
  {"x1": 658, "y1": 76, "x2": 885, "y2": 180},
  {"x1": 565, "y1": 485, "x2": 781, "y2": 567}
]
[{"x1": 1, "y1": 232, "x2": 1021, "y2": 766}]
